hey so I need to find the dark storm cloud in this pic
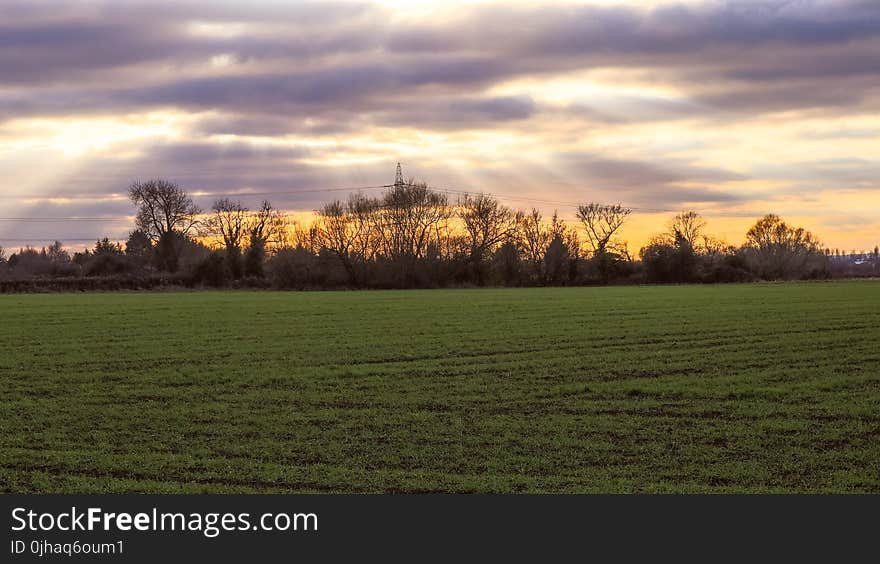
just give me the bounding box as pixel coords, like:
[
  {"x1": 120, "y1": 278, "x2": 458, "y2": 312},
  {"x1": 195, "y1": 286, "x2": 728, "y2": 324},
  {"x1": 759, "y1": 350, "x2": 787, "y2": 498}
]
[
  {"x1": 38, "y1": 140, "x2": 327, "y2": 199},
  {"x1": 387, "y1": 2, "x2": 880, "y2": 59},
  {"x1": 4, "y1": 0, "x2": 880, "y2": 123},
  {"x1": 757, "y1": 158, "x2": 880, "y2": 189},
  {"x1": 0, "y1": 1, "x2": 381, "y2": 86},
  {"x1": 55, "y1": 141, "x2": 314, "y2": 186},
  {"x1": 127, "y1": 68, "x2": 389, "y2": 109},
  {"x1": 0, "y1": 55, "x2": 520, "y2": 123},
  {"x1": 142, "y1": 141, "x2": 313, "y2": 165},
  {"x1": 450, "y1": 96, "x2": 536, "y2": 121},
  {"x1": 10, "y1": 138, "x2": 390, "y2": 206},
  {"x1": 820, "y1": 214, "x2": 877, "y2": 232},
  {"x1": 696, "y1": 82, "x2": 869, "y2": 112},
  {"x1": 374, "y1": 95, "x2": 537, "y2": 129},
  {"x1": 615, "y1": 184, "x2": 747, "y2": 208},
  {"x1": 398, "y1": 1, "x2": 880, "y2": 115},
  {"x1": 726, "y1": 51, "x2": 880, "y2": 82},
  {"x1": 123, "y1": 55, "x2": 520, "y2": 111},
  {"x1": 525, "y1": 2, "x2": 880, "y2": 54},
  {"x1": 560, "y1": 154, "x2": 744, "y2": 186},
  {"x1": 194, "y1": 115, "x2": 360, "y2": 137},
  {"x1": 554, "y1": 153, "x2": 748, "y2": 208},
  {"x1": 0, "y1": 22, "x2": 183, "y2": 82}
]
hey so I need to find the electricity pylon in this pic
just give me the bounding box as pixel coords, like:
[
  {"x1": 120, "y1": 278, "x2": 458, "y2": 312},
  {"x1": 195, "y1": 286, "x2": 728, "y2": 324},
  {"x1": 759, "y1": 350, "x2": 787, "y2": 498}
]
[{"x1": 394, "y1": 162, "x2": 405, "y2": 188}]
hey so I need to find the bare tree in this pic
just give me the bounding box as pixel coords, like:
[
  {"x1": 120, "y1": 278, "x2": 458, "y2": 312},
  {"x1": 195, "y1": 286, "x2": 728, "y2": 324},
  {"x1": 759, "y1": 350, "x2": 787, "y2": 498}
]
[
  {"x1": 700, "y1": 234, "x2": 734, "y2": 257},
  {"x1": 548, "y1": 212, "x2": 580, "y2": 260},
  {"x1": 518, "y1": 209, "x2": 578, "y2": 282},
  {"x1": 203, "y1": 198, "x2": 289, "y2": 278},
  {"x1": 576, "y1": 203, "x2": 632, "y2": 256},
  {"x1": 317, "y1": 198, "x2": 360, "y2": 284},
  {"x1": 520, "y1": 209, "x2": 551, "y2": 277},
  {"x1": 314, "y1": 194, "x2": 382, "y2": 284},
  {"x1": 129, "y1": 179, "x2": 201, "y2": 272},
  {"x1": 292, "y1": 219, "x2": 322, "y2": 255},
  {"x1": 744, "y1": 214, "x2": 823, "y2": 279},
  {"x1": 129, "y1": 179, "x2": 201, "y2": 242},
  {"x1": 248, "y1": 200, "x2": 287, "y2": 250},
  {"x1": 346, "y1": 193, "x2": 383, "y2": 263},
  {"x1": 205, "y1": 198, "x2": 250, "y2": 277},
  {"x1": 242, "y1": 201, "x2": 286, "y2": 278},
  {"x1": 208, "y1": 199, "x2": 249, "y2": 254},
  {"x1": 670, "y1": 210, "x2": 706, "y2": 249},
  {"x1": 458, "y1": 193, "x2": 519, "y2": 283},
  {"x1": 378, "y1": 180, "x2": 450, "y2": 262}
]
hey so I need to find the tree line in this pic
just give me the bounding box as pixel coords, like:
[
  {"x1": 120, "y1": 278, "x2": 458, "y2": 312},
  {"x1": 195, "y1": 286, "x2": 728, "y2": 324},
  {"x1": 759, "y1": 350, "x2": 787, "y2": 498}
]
[{"x1": 1, "y1": 177, "x2": 878, "y2": 291}]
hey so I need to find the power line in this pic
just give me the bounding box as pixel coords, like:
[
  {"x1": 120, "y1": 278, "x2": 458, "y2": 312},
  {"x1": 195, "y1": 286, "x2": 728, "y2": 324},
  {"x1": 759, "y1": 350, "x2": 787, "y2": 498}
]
[
  {"x1": 0, "y1": 184, "x2": 392, "y2": 202},
  {"x1": 191, "y1": 185, "x2": 392, "y2": 198},
  {"x1": 0, "y1": 184, "x2": 680, "y2": 223},
  {"x1": 431, "y1": 187, "x2": 678, "y2": 213},
  {"x1": 0, "y1": 218, "x2": 134, "y2": 222},
  {"x1": 0, "y1": 181, "x2": 675, "y2": 211},
  {"x1": 0, "y1": 238, "x2": 127, "y2": 243}
]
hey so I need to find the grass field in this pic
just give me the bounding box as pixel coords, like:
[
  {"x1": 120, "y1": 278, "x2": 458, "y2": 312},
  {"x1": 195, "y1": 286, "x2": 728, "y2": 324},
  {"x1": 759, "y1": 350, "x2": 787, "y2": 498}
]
[{"x1": 1, "y1": 281, "x2": 879, "y2": 493}]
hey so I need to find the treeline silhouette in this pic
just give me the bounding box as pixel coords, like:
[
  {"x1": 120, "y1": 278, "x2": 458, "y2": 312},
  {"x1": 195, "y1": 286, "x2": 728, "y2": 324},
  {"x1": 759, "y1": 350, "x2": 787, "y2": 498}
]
[{"x1": 1, "y1": 177, "x2": 878, "y2": 292}]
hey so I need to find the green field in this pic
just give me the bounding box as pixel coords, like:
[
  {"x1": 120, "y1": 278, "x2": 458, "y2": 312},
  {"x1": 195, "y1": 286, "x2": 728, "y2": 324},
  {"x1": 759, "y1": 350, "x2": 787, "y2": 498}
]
[{"x1": 1, "y1": 281, "x2": 879, "y2": 493}]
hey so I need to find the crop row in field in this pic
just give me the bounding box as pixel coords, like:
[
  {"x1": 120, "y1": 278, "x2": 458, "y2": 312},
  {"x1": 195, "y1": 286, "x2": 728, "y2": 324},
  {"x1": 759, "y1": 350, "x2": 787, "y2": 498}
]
[{"x1": 1, "y1": 281, "x2": 879, "y2": 492}]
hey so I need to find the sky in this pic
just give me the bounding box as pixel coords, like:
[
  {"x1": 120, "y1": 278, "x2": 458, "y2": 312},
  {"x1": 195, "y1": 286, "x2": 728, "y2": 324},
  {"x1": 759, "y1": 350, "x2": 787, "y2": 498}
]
[{"x1": 1, "y1": 0, "x2": 879, "y2": 253}]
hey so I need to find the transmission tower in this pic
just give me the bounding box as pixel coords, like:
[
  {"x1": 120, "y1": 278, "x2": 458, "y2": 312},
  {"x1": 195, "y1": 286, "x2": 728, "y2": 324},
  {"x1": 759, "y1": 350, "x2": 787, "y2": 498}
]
[{"x1": 394, "y1": 162, "x2": 405, "y2": 188}]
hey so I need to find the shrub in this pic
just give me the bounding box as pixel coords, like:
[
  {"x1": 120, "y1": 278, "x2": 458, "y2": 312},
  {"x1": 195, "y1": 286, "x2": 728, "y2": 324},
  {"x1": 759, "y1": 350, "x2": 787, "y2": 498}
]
[
  {"x1": 269, "y1": 247, "x2": 317, "y2": 289},
  {"x1": 191, "y1": 251, "x2": 231, "y2": 288}
]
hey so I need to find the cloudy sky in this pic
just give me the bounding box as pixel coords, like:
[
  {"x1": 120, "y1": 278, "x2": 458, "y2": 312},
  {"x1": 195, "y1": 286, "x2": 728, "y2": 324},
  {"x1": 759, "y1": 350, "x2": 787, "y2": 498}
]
[{"x1": 1, "y1": 0, "x2": 879, "y2": 251}]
